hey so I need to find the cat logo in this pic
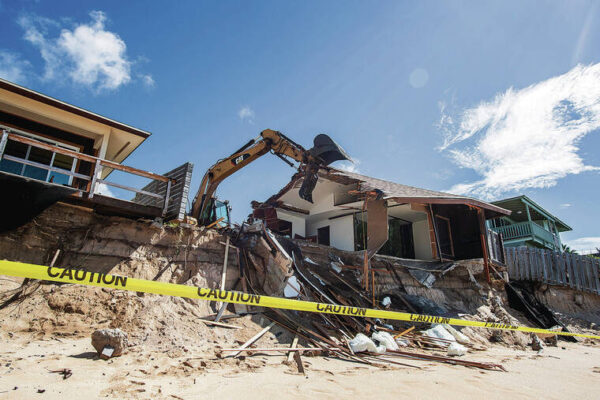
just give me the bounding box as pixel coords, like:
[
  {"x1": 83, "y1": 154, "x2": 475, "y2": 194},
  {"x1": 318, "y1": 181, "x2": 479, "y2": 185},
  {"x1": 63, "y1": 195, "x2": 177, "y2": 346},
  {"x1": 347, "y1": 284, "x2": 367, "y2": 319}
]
[{"x1": 232, "y1": 153, "x2": 251, "y2": 165}]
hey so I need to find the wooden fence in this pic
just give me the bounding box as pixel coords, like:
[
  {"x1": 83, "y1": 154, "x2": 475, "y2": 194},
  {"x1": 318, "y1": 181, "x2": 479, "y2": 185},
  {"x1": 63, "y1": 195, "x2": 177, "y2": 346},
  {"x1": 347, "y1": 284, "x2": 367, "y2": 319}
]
[{"x1": 506, "y1": 247, "x2": 600, "y2": 295}]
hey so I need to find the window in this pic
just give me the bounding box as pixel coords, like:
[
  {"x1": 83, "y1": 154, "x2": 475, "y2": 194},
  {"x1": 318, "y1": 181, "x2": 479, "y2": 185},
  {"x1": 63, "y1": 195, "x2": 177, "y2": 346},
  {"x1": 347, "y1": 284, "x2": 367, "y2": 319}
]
[
  {"x1": 379, "y1": 219, "x2": 415, "y2": 259},
  {"x1": 317, "y1": 226, "x2": 330, "y2": 246},
  {"x1": 276, "y1": 219, "x2": 293, "y2": 237},
  {"x1": 354, "y1": 213, "x2": 415, "y2": 258},
  {"x1": 0, "y1": 131, "x2": 78, "y2": 186}
]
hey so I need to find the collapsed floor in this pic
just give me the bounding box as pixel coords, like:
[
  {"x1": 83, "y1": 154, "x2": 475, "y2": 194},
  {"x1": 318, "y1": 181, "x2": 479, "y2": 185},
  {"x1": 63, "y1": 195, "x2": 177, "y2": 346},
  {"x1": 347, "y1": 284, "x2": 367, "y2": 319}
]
[{"x1": 0, "y1": 202, "x2": 599, "y2": 374}]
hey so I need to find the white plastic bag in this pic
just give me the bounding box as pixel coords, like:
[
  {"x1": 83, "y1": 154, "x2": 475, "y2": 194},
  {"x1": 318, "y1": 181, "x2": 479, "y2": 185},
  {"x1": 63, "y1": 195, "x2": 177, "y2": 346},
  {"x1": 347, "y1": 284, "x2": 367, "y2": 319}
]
[
  {"x1": 381, "y1": 296, "x2": 391, "y2": 307},
  {"x1": 423, "y1": 324, "x2": 456, "y2": 346},
  {"x1": 439, "y1": 324, "x2": 470, "y2": 344},
  {"x1": 349, "y1": 333, "x2": 386, "y2": 354},
  {"x1": 371, "y1": 331, "x2": 399, "y2": 351},
  {"x1": 447, "y1": 342, "x2": 467, "y2": 356}
]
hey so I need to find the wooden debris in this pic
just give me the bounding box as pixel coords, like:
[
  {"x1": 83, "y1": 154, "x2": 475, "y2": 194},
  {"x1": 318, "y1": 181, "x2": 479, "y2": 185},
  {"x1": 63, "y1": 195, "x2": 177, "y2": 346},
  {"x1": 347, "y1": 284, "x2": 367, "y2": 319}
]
[
  {"x1": 221, "y1": 347, "x2": 320, "y2": 353},
  {"x1": 199, "y1": 319, "x2": 241, "y2": 329},
  {"x1": 230, "y1": 322, "x2": 275, "y2": 358},
  {"x1": 48, "y1": 368, "x2": 72, "y2": 379},
  {"x1": 293, "y1": 351, "x2": 305, "y2": 374},
  {"x1": 394, "y1": 326, "x2": 415, "y2": 338},
  {"x1": 287, "y1": 335, "x2": 299, "y2": 362}
]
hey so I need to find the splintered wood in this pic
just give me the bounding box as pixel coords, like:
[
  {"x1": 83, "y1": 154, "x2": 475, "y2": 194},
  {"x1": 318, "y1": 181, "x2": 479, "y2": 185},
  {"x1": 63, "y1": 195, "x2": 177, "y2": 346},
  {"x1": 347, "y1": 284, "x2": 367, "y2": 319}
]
[{"x1": 232, "y1": 224, "x2": 506, "y2": 372}]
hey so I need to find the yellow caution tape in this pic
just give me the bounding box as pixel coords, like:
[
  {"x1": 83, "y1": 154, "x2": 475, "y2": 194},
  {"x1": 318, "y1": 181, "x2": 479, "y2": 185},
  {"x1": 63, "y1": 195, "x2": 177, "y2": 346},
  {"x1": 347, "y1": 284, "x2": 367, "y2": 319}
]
[{"x1": 1, "y1": 260, "x2": 599, "y2": 340}]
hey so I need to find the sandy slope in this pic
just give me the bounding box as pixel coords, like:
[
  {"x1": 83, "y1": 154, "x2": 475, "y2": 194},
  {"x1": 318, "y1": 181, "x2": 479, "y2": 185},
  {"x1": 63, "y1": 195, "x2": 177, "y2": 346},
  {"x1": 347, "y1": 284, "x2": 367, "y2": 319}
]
[{"x1": 1, "y1": 334, "x2": 599, "y2": 400}]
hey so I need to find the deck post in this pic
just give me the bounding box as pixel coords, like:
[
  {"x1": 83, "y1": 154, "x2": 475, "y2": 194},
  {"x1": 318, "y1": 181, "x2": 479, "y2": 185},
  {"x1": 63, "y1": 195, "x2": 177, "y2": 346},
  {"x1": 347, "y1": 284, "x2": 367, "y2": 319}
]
[
  {"x1": 88, "y1": 159, "x2": 102, "y2": 199},
  {"x1": 525, "y1": 202, "x2": 532, "y2": 223},
  {"x1": 477, "y1": 207, "x2": 491, "y2": 283},
  {"x1": 0, "y1": 130, "x2": 8, "y2": 160},
  {"x1": 162, "y1": 179, "x2": 172, "y2": 216}
]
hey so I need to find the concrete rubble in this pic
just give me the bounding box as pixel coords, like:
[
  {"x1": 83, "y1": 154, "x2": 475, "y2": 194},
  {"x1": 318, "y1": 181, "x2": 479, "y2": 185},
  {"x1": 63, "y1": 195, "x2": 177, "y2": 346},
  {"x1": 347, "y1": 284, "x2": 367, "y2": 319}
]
[{"x1": 91, "y1": 328, "x2": 128, "y2": 359}]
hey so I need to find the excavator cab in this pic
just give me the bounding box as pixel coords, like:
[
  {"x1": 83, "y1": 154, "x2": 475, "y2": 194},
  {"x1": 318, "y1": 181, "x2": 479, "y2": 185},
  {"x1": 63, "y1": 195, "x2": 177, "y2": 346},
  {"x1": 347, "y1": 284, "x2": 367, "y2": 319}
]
[{"x1": 198, "y1": 198, "x2": 231, "y2": 227}]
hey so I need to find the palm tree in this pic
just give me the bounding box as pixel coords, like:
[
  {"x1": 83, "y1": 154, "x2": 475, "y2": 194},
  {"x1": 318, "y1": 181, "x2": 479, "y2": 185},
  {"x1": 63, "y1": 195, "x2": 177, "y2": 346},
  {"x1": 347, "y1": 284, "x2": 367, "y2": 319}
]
[{"x1": 562, "y1": 244, "x2": 577, "y2": 254}]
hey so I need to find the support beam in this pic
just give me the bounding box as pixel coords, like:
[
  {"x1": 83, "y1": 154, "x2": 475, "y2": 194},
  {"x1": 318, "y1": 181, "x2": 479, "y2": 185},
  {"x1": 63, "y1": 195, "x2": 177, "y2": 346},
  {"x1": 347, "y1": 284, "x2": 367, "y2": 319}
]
[
  {"x1": 477, "y1": 208, "x2": 491, "y2": 283},
  {"x1": 216, "y1": 236, "x2": 230, "y2": 316},
  {"x1": 428, "y1": 205, "x2": 442, "y2": 261}
]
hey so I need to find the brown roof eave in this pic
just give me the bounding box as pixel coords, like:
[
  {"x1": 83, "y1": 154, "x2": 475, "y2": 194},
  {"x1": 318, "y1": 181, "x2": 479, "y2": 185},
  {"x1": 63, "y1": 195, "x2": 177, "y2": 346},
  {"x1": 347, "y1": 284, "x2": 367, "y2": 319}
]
[
  {"x1": 0, "y1": 79, "x2": 151, "y2": 139},
  {"x1": 386, "y1": 196, "x2": 511, "y2": 216}
]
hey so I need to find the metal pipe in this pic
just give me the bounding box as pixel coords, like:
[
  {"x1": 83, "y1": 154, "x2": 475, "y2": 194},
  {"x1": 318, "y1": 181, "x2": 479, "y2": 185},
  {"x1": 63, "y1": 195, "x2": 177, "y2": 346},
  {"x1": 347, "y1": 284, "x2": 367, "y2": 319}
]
[{"x1": 97, "y1": 179, "x2": 164, "y2": 199}]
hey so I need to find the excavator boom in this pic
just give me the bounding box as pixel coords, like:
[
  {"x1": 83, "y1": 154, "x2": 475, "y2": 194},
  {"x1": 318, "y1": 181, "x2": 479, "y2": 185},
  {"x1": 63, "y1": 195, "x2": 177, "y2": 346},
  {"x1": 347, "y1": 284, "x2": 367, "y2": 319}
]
[{"x1": 190, "y1": 129, "x2": 349, "y2": 226}]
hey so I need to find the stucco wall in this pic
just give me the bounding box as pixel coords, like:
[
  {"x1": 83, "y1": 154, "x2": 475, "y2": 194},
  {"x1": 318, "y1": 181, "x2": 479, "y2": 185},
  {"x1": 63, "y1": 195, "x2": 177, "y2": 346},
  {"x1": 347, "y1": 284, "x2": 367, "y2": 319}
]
[
  {"x1": 276, "y1": 210, "x2": 307, "y2": 238},
  {"x1": 307, "y1": 214, "x2": 355, "y2": 251},
  {"x1": 412, "y1": 219, "x2": 433, "y2": 260}
]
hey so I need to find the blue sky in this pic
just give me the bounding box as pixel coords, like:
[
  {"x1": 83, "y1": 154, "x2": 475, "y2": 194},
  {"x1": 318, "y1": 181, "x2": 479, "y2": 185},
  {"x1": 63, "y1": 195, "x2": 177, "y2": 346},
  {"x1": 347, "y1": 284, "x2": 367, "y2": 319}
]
[{"x1": 1, "y1": 1, "x2": 599, "y2": 252}]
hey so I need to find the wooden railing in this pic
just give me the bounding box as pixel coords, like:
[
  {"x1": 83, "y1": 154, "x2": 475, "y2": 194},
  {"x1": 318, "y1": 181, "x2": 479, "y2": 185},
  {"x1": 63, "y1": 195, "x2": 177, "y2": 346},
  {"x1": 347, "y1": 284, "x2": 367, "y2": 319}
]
[
  {"x1": 492, "y1": 221, "x2": 557, "y2": 249},
  {"x1": 506, "y1": 247, "x2": 600, "y2": 294},
  {"x1": 0, "y1": 129, "x2": 175, "y2": 216}
]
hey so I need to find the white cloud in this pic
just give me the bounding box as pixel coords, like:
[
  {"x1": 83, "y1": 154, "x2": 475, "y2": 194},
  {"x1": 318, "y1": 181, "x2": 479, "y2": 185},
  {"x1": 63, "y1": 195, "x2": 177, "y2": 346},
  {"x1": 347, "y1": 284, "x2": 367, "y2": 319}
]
[
  {"x1": 140, "y1": 74, "x2": 155, "y2": 88},
  {"x1": 565, "y1": 237, "x2": 600, "y2": 253},
  {"x1": 572, "y1": 3, "x2": 596, "y2": 65},
  {"x1": 560, "y1": 203, "x2": 571, "y2": 208},
  {"x1": 439, "y1": 63, "x2": 600, "y2": 199},
  {"x1": 238, "y1": 106, "x2": 255, "y2": 123},
  {"x1": 17, "y1": 11, "x2": 146, "y2": 91},
  {"x1": 95, "y1": 182, "x2": 115, "y2": 197},
  {"x1": 0, "y1": 50, "x2": 31, "y2": 84}
]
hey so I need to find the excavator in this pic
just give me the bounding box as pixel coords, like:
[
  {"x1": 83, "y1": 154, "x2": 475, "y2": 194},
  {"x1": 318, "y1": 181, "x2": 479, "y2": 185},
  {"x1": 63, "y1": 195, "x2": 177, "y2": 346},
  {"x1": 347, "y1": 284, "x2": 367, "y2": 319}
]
[{"x1": 190, "y1": 129, "x2": 350, "y2": 226}]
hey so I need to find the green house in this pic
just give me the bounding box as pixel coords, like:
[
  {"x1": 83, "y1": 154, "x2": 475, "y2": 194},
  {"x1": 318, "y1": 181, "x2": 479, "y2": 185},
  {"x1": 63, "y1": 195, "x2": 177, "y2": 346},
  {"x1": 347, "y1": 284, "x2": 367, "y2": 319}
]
[{"x1": 487, "y1": 195, "x2": 571, "y2": 251}]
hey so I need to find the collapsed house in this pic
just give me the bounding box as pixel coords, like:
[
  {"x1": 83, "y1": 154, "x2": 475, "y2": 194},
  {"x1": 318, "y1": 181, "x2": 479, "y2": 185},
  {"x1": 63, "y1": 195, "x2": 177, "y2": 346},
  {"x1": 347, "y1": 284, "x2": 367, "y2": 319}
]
[{"x1": 252, "y1": 168, "x2": 510, "y2": 282}]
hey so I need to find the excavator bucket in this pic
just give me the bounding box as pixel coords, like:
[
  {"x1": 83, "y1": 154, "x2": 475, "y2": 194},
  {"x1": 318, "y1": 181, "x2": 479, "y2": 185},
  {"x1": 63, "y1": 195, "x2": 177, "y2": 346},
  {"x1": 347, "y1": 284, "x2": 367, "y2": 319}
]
[
  {"x1": 308, "y1": 134, "x2": 351, "y2": 166},
  {"x1": 299, "y1": 134, "x2": 351, "y2": 203}
]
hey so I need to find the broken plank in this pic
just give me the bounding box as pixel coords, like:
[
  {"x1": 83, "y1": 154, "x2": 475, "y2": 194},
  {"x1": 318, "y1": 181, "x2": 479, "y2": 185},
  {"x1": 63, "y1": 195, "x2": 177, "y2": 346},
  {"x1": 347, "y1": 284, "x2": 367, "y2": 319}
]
[
  {"x1": 221, "y1": 347, "x2": 319, "y2": 352},
  {"x1": 287, "y1": 335, "x2": 299, "y2": 363},
  {"x1": 199, "y1": 319, "x2": 241, "y2": 329},
  {"x1": 394, "y1": 326, "x2": 415, "y2": 338},
  {"x1": 293, "y1": 350, "x2": 305, "y2": 374},
  {"x1": 230, "y1": 322, "x2": 275, "y2": 358}
]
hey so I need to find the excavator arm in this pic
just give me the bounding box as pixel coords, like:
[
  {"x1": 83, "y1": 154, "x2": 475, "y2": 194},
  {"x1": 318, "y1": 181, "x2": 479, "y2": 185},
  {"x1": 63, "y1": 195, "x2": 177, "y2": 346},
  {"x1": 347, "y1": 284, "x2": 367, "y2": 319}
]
[{"x1": 190, "y1": 129, "x2": 349, "y2": 226}]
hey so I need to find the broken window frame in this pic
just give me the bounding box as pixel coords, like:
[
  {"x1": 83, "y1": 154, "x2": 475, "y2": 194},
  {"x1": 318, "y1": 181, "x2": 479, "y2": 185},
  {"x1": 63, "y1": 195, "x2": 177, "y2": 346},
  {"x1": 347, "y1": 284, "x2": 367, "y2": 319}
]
[{"x1": 434, "y1": 214, "x2": 455, "y2": 259}]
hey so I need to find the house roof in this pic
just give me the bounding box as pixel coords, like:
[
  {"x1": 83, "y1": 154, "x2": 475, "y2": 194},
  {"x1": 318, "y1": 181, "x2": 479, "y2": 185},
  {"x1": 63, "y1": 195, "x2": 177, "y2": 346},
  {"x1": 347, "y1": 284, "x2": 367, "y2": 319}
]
[
  {"x1": 491, "y1": 195, "x2": 572, "y2": 232},
  {"x1": 267, "y1": 167, "x2": 511, "y2": 217},
  {"x1": 0, "y1": 78, "x2": 151, "y2": 138}
]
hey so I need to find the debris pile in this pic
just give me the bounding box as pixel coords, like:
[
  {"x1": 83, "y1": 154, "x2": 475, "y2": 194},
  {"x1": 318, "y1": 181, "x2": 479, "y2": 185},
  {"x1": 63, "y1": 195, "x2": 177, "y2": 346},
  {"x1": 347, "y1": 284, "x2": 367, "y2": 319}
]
[{"x1": 229, "y1": 222, "x2": 514, "y2": 371}]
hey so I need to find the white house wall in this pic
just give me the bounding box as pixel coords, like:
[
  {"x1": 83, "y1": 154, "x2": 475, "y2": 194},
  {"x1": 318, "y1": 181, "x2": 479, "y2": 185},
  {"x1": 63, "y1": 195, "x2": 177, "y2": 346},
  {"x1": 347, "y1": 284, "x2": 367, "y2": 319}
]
[
  {"x1": 275, "y1": 210, "x2": 306, "y2": 238},
  {"x1": 307, "y1": 214, "x2": 355, "y2": 251},
  {"x1": 412, "y1": 219, "x2": 433, "y2": 260}
]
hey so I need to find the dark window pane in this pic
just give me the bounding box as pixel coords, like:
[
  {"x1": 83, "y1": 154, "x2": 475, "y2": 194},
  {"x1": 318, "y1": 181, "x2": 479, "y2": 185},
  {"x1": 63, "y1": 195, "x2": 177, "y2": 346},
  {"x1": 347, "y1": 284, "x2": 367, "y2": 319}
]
[
  {"x1": 317, "y1": 226, "x2": 330, "y2": 246},
  {"x1": 28, "y1": 147, "x2": 52, "y2": 165},
  {"x1": 52, "y1": 153, "x2": 74, "y2": 171},
  {"x1": 4, "y1": 141, "x2": 28, "y2": 158}
]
